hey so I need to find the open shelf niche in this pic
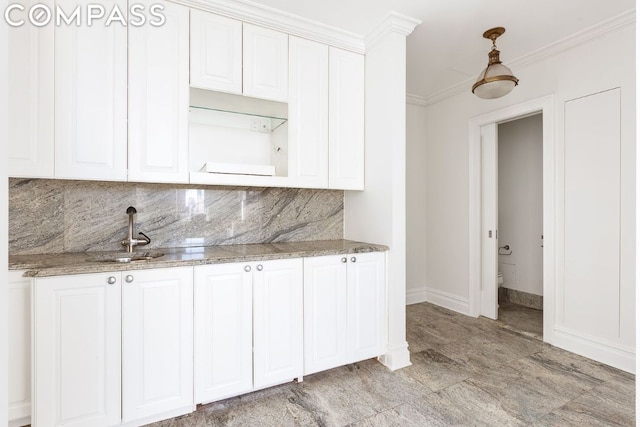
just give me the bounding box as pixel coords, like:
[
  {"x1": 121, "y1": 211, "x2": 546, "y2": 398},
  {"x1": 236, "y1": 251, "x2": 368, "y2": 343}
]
[{"x1": 188, "y1": 89, "x2": 289, "y2": 185}]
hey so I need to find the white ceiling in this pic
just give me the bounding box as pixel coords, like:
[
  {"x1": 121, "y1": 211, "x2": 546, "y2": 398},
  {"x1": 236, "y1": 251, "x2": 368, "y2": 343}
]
[{"x1": 242, "y1": 0, "x2": 635, "y2": 99}]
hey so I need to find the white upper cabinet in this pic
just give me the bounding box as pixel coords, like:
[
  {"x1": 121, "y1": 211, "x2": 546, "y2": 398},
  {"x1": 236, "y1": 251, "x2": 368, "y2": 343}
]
[
  {"x1": 122, "y1": 267, "x2": 194, "y2": 424},
  {"x1": 243, "y1": 23, "x2": 289, "y2": 102},
  {"x1": 189, "y1": 16, "x2": 288, "y2": 102},
  {"x1": 329, "y1": 48, "x2": 365, "y2": 190},
  {"x1": 288, "y1": 36, "x2": 329, "y2": 188},
  {"x1": 128, "y1": 0, "x2": 190, "y2": 183},
  {"x1": 7, "y1": 3, "x2": 54, "y2": 179},
  {"x1": 54, "y1": 0, "x2": 127, "y2": 181},
  {"x1": 33, "y1": 272, "x2": 122, "y2": 427},
  {"x1": 190, "y1": 10, "x2": 242, "y2": 94}
]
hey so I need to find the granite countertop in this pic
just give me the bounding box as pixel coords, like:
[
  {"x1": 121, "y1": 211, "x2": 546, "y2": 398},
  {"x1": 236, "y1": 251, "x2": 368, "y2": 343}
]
[{"x1": 9, "y1": 239, "x2": 388, "y2": 277}]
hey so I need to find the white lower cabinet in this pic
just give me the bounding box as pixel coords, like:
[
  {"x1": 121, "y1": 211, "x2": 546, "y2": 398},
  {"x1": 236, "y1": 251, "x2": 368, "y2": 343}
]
[
  {"x1": 303, "y1": 252, "x2": 386, "y2": 375},
  {"x1": 33, "y1": 272, "x2": 122, "y2": 427},
  {"x1": 194, "y1": 258, "x2": 303, "y2": 404},
  {"x1": 28, "y1": 251, "x2": 384, "y2": 424},
  {"x1": 121, "y1": 267, "x2": 194, "y2": 425},
  {"x1": 9, "y1": 271, "x2": 32, "y2": 427},
  {"x1": 303, "y1": 256, "x2": 347, "y2": 375},
  {"x1": 253, "y1": 258, "x2": 304, "y2": 389},
  {"x1": 33, "y1": 266, "x2": 193, "y2": 427},
  {"x1": 194, "y1": 263, "x2": 253, "y2": 403},
  {"x1": 346, "y1": 252, "x2": 387, "y2": 362}
]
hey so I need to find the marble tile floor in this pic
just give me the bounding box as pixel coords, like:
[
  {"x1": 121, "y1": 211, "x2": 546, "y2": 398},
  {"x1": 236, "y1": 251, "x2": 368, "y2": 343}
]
[
  {"x1": 149, "y1": 302, "x2": 635, "y2": 427},
  {"x1": 497, "y1": 302, "x2": 544, "y2": 339}
]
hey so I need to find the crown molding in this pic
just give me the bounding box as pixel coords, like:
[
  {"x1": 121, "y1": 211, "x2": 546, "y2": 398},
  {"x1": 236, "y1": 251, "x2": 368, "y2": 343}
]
[
  {"x1": 423, "y1": 8, "x2": 635, "y2": 105},
  {"x1": 169, "y1": 0, "x2": 366, "y2": 53},
  {"x1": 406, "y1": 93, "x2": 427, "y2": 106},
  {"x1": 365, "y1": 11, "x2": 421, "y2": 48}
]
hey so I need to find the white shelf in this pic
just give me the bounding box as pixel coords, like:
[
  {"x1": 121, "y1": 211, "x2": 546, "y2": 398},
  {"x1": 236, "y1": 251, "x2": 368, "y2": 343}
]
[{"x1": 190, "y1": 172, "x2": 293, "y2": 188}]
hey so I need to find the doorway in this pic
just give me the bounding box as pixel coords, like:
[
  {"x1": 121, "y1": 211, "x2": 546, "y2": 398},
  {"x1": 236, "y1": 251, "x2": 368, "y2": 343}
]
[
  {"x1": 495, "y1": 114, "x2": 543, "y2": 337},
  {"x1": 468, "y1": 95, "x2": 555, "y2": 344}
]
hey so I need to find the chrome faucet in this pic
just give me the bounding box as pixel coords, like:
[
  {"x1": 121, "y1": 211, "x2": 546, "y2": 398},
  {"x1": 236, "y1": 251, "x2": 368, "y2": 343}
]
[{"x1": 121, "y1": 206, "x2": 151, "y2": 253}]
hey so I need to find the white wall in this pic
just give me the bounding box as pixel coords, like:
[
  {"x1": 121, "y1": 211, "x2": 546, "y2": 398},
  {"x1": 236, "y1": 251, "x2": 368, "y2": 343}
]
[
  {"x1": 406, "y1": 101, "x2": 428, "y2": 304},
  {"x1": 422, "y1": 20, "x2": 635, "y2": 371},
  {"x1": 497, "y1": 114, "x2": 543, "y2": 296}
]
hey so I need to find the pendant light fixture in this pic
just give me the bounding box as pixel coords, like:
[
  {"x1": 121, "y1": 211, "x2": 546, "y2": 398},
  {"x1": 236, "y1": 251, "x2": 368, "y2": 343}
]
[{"x1": 472, "y1": 27, "x2": 519, "y2": 99}]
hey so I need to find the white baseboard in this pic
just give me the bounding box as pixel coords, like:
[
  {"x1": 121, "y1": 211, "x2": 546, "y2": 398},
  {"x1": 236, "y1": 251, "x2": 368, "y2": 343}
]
[
  {"x1": 554, "y1": 327, "x2": 635, "y2": 374},
  {"x1": 406, "y1": 288, "x2": 428, "y2": 305},
  {"x1": 423, "y1": 287, "x2": 470, "y2": 316}
]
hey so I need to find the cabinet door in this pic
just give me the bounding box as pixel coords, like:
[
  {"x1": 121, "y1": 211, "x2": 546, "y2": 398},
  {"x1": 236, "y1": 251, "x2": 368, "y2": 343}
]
[
  {"x1": 128, "y1": 1, "x2": 189, "y2": 183},
  {"x1": 122, "y1": 267, "x2": 194, "y2": 424},
  {"x1": 253, "y1": 258, "x2": 303, "y2": 389},
  {"x1": 8, "y1": 271, "x2": 31, "y2": 425},
  {"x1": 54, "y1": 0, "x2": 127, "y2": 181},
  {"x1": 288, "y1": 36, "x2": 329, "y2": 188},
  {"x1": 194, "y1": 263, "x2": 253, "y2": 404},
  {"x1": 303, "y1": 256, "x2": 347, "y2": 375},
  {"x1": 190, "y1": 10, "x2": 242, "y2": 94},
  {"x1": 33, "y1": 272, "x2": 122, "y2": 427},
  {"x1": 347, "y1": 252, "x2": 386, "y2": 362},
  {"x1": 243, "y1": 23, "x2": 288, "y2": 102},
  {"x1": 7, "y1": 1, "x2": 54, "y2": 179},
  {"x1": 329, "y1": 48, "x2": 365, "y2": 190}
]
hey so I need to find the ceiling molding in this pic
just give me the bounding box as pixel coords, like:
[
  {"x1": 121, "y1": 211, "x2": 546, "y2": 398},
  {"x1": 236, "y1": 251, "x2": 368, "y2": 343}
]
[
  {"x1": 365, "y1": 11, "x2": 421, "y2": 48},
  {"x1": 423, "y1": 8, "x2": 635, "y2": 106},
  {"x1": 406, "y1": 93, "x2": 427, "y2": 106},
  {"x1": 169, "y1": 0, "x2": 366, "y2": 53}
]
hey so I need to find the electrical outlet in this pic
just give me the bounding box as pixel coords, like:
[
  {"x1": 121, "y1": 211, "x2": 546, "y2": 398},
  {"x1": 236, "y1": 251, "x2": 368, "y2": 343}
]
[{"x1": 250, "y1": 118, "x2": 271, "y2": 133}]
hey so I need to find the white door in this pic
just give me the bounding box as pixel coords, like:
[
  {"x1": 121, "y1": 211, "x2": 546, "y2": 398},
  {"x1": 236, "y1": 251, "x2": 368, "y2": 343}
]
[
  {"x1": 328, "y1": 48, "x2": 365, "y2": 190},
  {"x1": 480, "y1": 123, "x2": 499, "y2": 319},
  {"x1": 194, "y1": 263, "x2": 253, "y2": 404},
  {"x1": 128, "y1": 0, "x2": 189, "y2": 183},
  {"x1": 7, "y1": 3, "x2": 54, "y2": 179},
  {"x1": 8, "y1": 271, "x2": 31, "y2": 424},
  {"x1": 243, "y1": 23, "x2": 288, "y2": 102},
  {"x1": 288, "y1": 36, "x2": 329, "y2": 188},
  {"x1": 33, "y1": 272, "x2": 122, "y2": 427},
  {"x1": 303, "y1": 255, "x2": 347, "y2": 375},
  {"x1": 121, "y1": 267, "x2": 194, "y2": 424},
  {"x1": 347, "y1": 252, "x2": 386, "y2": 362},
  {"x1": 190, "y1": 10, "x2": 242, "y2": 94},
  {"x1": 54, "y1": 0, "x2": 127, "y2": 181},
  {"x1": 253, "y1": 259, "x2": 303, "y2": 389}
]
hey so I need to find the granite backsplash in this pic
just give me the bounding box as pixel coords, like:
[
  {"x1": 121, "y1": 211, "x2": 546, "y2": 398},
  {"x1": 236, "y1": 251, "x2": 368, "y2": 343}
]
[{"x1": 9, "y1": 178, "x2": 344, "y2": 255}]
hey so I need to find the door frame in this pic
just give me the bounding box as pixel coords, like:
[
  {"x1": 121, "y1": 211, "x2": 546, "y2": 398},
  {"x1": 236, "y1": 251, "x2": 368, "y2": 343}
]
[{"x1": 468, "y1": 94, "x2": 555, "y2": 343}]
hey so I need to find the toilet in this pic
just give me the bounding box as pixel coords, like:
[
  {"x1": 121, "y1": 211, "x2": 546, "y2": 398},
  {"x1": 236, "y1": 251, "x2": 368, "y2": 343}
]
[{"x1": 497, "y1": 271, "x2": 504, "y2": 286}]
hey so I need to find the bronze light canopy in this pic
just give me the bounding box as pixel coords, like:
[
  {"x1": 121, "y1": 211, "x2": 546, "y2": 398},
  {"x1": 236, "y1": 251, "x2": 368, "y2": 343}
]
[{"x1": 472, "y1": 27, "x2": 519, "y2": 99}]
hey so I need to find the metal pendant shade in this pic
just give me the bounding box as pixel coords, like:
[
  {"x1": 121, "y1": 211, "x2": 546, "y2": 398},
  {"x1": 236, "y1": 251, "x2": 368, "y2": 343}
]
[{"x1": 472, "y1": 27, "x2": 519, "y2": 99}]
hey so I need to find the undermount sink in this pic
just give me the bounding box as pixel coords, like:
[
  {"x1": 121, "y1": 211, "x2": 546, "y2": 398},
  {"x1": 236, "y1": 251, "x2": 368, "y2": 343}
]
[{"x1": 92, "y1": 251, "x2": 165, "y2": 263}]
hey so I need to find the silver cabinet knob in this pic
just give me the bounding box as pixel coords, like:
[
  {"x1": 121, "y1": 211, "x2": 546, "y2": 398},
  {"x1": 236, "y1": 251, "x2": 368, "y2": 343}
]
[
  {"x1": 351, "y1": 257, "x2": 356, "y2": 263},
  {"x1": 257, "y1": 264, "x2": 263, "y2": 271},
  {"x1": 341, "y1": 257, "x2": 347, "y2": 263},
  {"x1": 125, "y1": 275, "x2": 134, "y2": 283},
  {"x1": 244, "y1": 265, "x2": 251, "y2": 272},
  {"x1": 107, "y1": 276, "x2": 117, "y2": 285}
]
